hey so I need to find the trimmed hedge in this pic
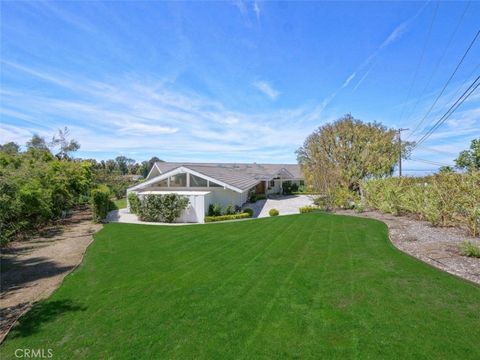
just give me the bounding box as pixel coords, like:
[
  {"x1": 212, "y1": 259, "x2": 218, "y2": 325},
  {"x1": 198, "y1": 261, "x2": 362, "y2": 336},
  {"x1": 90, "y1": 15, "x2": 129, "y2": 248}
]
[
  {"x1": 91, "y1": 185, "x2": 115, "y2": 222},
  {"x1": 243, "y1": 208, "x2": 254, "y2": 217},
  {"x1": 127, "y1": 192, "x2": 141, "y2": 214},
  {"x1": 299, "y1": 205, "x2": 319, "y2": 213},
  {"x1": 204, "y1": 212, "x2": 252, "y2": 223}
]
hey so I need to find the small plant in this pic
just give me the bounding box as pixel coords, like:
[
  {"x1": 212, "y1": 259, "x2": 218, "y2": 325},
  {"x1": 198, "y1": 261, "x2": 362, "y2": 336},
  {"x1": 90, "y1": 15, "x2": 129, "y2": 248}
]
[
  {"x1": 224, "y1": 204, "x2": 235, "y2": 215},
  {"x1": 299, "y1": 205, "x2": 318, "y2": 213},
  {"x1": 128, "y1": 192, "x2": 141, "y2": 214},
  {"x1": 269, "y1": 208, "x2": 279, "y2": 216},
  {"x1": 208, "y1": 203, "x2": 222, "y2": 216},
  {"x1": 243, "y1": 208, "x2": 254, "y2": 217},
  {"x1": 460, "y1": 241, "x2": 480, "y2": 258},
  {"x1": 204, "y1": 212, "x2": 252, "y2": 222}
]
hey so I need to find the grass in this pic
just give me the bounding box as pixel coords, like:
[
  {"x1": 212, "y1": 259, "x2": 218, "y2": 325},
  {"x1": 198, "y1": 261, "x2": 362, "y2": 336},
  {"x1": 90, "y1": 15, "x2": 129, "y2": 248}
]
[
  {"x1": 113, "y1": 197, "x2": 126, "y2": 209},
  {"x1": 1, "y1": 213, "x2": 479, "y2": 359}
]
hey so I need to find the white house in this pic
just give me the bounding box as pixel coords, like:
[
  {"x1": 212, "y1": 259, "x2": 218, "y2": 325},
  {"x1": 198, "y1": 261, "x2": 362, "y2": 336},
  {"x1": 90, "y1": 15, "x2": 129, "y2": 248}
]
[{"x1": 127, "y1": 162, "x2": 304, "y2": 223}]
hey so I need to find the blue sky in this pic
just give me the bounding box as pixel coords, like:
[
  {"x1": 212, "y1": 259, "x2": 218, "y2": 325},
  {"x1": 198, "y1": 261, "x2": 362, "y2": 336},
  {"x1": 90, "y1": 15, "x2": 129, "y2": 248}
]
[{"x1": 1, "y1": 1, "x2": 479, "y2": 174}]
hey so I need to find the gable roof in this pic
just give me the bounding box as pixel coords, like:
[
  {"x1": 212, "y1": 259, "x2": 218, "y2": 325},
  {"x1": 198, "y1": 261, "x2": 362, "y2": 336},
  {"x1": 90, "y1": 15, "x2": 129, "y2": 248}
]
[
  {"x1": 153, "y1": 162, "x2": 302, "y2": 181},
  {"x1": 132, "y1": 162, "x2": 302, "y2": 194}
]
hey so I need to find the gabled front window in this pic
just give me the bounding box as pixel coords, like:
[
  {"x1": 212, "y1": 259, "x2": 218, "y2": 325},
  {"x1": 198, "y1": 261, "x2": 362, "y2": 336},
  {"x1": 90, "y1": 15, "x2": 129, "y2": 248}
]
[
  {"x1": 209, "y1": 181, "x2": 222, "y2": 187},
  {"x1": 190, "y1": 174, "x2": 208, "y2": 187},
  {"x1": 155, "y1": 178, "x2": 168, "y2": 187},
  {"x1": 170, "y1": 173, "x2": 187, "y2": 187}
]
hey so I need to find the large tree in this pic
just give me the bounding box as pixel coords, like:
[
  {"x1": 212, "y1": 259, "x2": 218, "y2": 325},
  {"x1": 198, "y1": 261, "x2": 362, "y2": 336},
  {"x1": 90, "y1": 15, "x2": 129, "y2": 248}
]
[
  {"x1": 455, "y1": 138, "x2": 480, "y2": 171},
  {"x1": 296, "y1": 114, "x2": 412, "y2": 203}
]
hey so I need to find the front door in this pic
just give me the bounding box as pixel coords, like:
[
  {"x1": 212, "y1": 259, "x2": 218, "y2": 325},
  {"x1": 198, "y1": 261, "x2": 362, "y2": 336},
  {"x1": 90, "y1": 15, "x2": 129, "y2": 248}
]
[{"x1": 255, "y1": 181, "x2": 266, "y2": 194}]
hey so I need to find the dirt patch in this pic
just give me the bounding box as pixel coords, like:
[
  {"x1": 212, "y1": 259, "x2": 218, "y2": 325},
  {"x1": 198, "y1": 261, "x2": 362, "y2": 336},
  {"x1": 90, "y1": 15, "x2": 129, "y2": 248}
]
[
  {"x1": 0, "y1": 208, "x2": 102, "y2": 342},
  {"x1": 336, "y1": 210, "x2": 480, "y2": 285}
]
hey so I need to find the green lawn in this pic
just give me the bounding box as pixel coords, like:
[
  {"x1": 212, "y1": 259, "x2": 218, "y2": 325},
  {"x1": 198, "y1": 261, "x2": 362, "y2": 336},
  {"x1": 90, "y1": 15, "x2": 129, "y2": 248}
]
[
  {"x1": 113, "y1": 197, "x2": 127, "y2": 209},
  {"x1": 1, "y1": 213, "x2": 479, "y2": 359}
]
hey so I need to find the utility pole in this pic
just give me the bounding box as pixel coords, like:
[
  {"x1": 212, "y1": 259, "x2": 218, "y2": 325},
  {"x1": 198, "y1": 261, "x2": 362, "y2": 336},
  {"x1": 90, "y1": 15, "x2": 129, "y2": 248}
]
[{"x1": 397, "y1": 128, "x2": 409, "y2": 177}]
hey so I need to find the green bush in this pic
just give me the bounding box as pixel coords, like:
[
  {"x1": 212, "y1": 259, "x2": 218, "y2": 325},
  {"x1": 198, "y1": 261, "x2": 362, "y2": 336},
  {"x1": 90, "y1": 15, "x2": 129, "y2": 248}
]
[
  {"x1": 243, "y1": 208, "x2": 254, "y2": 217},
  {"x1": 138, "y1": 194, "x2": 189, "y2": 223},
  {"x1": 363, "y1": 172, "x2": 480, "y2": 236},
  {"x1": 333, "y1": 187, "x2": 359, "y2": 209},
  {"x1": 460, "y1": 241, "x2": 480, "y2": 258},
  {"x1": 249, "y1": 193, "x2": 257, "y2": 203},
  {"x1": 269, "y1": 208, "x2": 279, "y2": 216},
  {"x1": 208, "y1": 203, "x2": 222, "y2": 216},
  {"x1": 282, "y1": 181, "x2": 299, "y2": 195},
  {"x1": 204, "y1": 212, "x2": 252, "y2": 223},
  {"x1": 224, "y1": 204, "x2": 235, "y2": 215},
  {"x1": 299, "y1": 205, "x2": 318, "y2": 213},
  {"x1": 127, "y1": 192, "x2": 141, "y2": 214},
  {"x1": 255, "y1": 194, "x2": 266, "y2": 201},
  {"x1": 91, "y1": 185, "x2": 114, "y2": 222}
]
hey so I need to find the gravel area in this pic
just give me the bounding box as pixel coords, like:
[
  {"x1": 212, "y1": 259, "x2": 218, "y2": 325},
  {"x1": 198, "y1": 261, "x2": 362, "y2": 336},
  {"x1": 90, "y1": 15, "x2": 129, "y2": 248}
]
[
  {"x1": 336, "y1": 210, "x2": 480, "y2": 285},
  {"x1": 0, "y1": 208, "x2": 102, "y2": 342}
]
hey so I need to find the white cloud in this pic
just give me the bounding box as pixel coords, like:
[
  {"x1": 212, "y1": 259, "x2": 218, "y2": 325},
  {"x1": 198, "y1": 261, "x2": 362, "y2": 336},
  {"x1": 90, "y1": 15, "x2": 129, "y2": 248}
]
[
  {"x1": 253, "y1": 80, "x2": 280, "y2": 100},
  {"x1": 253, "y1": 1, "x2": 261, "y2": 22}
]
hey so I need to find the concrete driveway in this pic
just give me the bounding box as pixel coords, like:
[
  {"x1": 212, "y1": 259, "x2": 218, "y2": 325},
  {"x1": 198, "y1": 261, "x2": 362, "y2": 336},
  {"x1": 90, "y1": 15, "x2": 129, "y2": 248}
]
[{"x1": 244, "y1": 195, "x2": 315, "y2": 218}]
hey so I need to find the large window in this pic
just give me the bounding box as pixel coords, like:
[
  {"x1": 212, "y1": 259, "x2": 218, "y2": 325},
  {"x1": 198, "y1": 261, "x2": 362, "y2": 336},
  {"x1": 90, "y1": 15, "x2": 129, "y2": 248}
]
[
  {"x1": 169, "y1": 173, "x2": 187, "y2": 187},
  {"x1": 209, "y1": 180, "x2": 222, "y2": 187},
  {"x1": 190, "y1": 174, "x2": 208, "y2": 187},
  {"x1": 155, "y1": 178, "x2": 168, "y2": 187}
]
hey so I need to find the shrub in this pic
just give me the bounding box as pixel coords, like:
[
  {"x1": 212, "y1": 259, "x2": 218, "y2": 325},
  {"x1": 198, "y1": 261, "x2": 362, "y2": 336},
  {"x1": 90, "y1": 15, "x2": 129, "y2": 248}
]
[
  {"x1": 204, "y1": 212, "x2": 252, "y2": 222},
  {"x1": 363, "y1": 172, "x2": 480, "y2": 236},
  {"x1": 333, "y1": 187, "x2": 359, "y2": 209},
  {"x1": 224, "y1": 204, "x2": 235, "y2": 215},
  {"x1": 127, "y1": 192, "x2": 141, "y2": 214},
  {"x1": 460, "y1": 241, "x2": 480, "y2": 258},
  {"x1": 208, "y1": 203, "x2": 222, "y2": 216},
  {"x1": 282, "y1": 181, "x2": 298, "y2": 195},
  {"x1": 138, "y1": 194, "x2": 189, "y2": 223},
  {"x1": 299, "y1": 205, "x2": 318, "y2": 213},
  {"x1": 354, "y1": 202, "x2": 365, "y2": 213},
  {"x1": 255, "y1": 194, "x2": 266, "y2": 201},
  {"x1": 269, "y1": 208, "x2": 279, "y2": 216},
  {"x1": 159, "y1": 194, "x2": 189, "y2": 223},
  {"x1": 243, "y1": 207, "x2": 254, "y2": 217},
  {"x1": 249, "y1": 193, "x2": 257, "y2": 203},
  {"x1": 91, "y1": 185, "x2": 114, "y2": 222}
]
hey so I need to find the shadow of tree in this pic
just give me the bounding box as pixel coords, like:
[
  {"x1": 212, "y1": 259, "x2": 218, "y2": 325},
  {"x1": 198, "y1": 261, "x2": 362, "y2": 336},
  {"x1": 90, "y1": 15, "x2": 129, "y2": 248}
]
[
  {"x1": 1, "y1": 256, "x2": 74, "y2": 293},
  {"x1": 7, "y1": 300, "x2": 86, "y2": 339}
]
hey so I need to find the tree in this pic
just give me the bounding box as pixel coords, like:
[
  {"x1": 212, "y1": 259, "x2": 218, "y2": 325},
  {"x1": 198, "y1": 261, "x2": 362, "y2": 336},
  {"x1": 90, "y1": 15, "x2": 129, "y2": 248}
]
[
  {"x1": 455, "y1": 138, "x2": 480, "y2": 171},
  {"x1": 115, "y1": 156, "x2": 135, "y2": 175},
  {"x1": 26, "y1": 134, "x2": 49, "y2": 152},
  {"x1": 296, "y1": 114, "x2": 413, "y2": 199},
  {"x1": 439, "y1": 166, "x2": 454, "y2": 174},
  {"x1": 50, "y1": 127, "x2": 80, "y2": 160},
  {"x1": 139, "y1": 156, "x2": 163, "y2": 178},
  {"x1": 0, "y1": 142, "x2": 20, "y2": 155}
]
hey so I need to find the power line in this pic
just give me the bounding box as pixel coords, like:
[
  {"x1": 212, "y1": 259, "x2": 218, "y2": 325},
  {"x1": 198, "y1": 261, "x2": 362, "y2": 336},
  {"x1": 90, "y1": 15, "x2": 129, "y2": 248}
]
[
  {"x1": 407, "y1": 29, "x2": 480, "y2": 140},
  {"x1": 403, "y1": 2, "x2": 470, "y2": 130},
  {"x1": 397, "y1": 2, "x2": 439, "y2": 127},
  {"x1": 413, "y1": 75, "x2": 480, "y2": 148},
  {"x1": 410, "y1": 158, "x2": 453, "y2": 167}
]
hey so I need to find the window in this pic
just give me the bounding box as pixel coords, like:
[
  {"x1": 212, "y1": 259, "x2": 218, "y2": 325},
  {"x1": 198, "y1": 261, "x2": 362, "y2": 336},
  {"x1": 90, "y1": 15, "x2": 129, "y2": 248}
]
[
  {"x1": 300, "y1": 180, "x2": 305, "y2": 186},
  {"x1": 155, "y1": 178, "x2": 168, "y2": 187},
  {"x1": 208, "y1": 180, "x2": 222, "y2": 187},
  {"x1": 190, "y1": 174, "x2": 207, "y2": 187},
  {"x1": 169, "y1": 173, "x2": 187, "y2": 187},
  {"x1": 269, "y1": 180, "x2": 275, "y2": 188}
]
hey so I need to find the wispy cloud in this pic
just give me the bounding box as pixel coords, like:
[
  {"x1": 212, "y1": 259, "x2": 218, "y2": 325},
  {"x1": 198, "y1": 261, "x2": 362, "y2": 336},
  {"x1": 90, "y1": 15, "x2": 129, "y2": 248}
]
[
  {"x1": 0, "y1": 61, "x2": 322, "y2": 161},
  {"x1": 253, "y1": 1, "x2": 261, "y2": 23},
  {"x1": 253, "y1": 80, "x2": 280, "y2": 100}
]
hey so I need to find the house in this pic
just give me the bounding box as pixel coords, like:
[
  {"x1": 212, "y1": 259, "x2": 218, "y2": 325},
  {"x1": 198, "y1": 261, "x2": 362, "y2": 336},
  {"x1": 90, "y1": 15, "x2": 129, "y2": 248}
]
[{"x1": 127, "y1": 162, "x2": 304, "y2": 223}]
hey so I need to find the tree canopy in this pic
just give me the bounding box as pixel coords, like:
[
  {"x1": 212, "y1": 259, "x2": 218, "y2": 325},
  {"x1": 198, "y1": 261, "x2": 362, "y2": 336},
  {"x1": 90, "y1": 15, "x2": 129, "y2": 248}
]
[
  {"x1": 296, "y1": 114, "x2": 413, "y2": 201},
  {"x1": 455, "y1": 138, "x2": 480, "y2": 171}
]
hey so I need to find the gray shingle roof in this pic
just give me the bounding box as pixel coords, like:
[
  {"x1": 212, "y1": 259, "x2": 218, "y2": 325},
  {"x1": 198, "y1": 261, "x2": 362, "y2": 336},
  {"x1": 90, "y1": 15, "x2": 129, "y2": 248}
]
[{"x1": 153, "y1": 162, "x2": 302, "y2": 191}]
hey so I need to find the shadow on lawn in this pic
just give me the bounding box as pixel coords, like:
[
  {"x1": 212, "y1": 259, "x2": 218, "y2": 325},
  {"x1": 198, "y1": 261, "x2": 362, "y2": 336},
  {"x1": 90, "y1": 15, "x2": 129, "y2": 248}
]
[{"x1": 7, "y1": 300, "x2": 86, "y2": 339}]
